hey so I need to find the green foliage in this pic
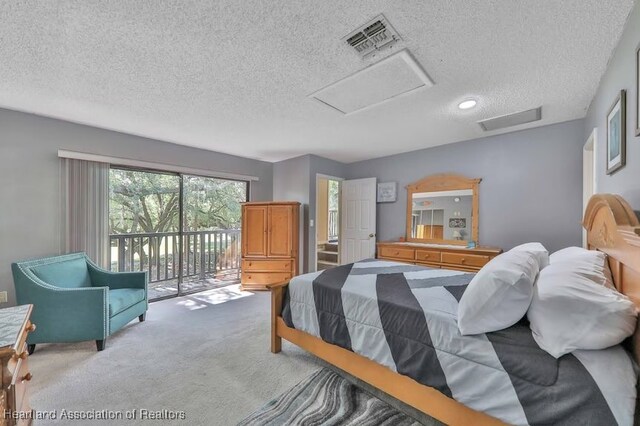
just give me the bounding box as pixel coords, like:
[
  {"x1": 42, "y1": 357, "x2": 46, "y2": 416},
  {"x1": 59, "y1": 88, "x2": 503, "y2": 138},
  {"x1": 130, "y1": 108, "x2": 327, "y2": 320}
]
[
  {"x1": 109, "y1": 169, "x2": 246, "y2": 235},
  {"x1": 328, "y1": 180, "x2": 340, "y2": 211},
  {"x1": 183, "y1": 176, "x2": 246, "y2": 231}
]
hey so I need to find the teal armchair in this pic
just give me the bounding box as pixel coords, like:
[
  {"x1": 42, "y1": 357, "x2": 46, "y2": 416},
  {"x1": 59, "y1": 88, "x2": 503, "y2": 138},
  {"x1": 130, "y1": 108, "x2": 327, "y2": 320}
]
[{"x1": 12, "y1": 253, "x2": 148, "y2": 352}]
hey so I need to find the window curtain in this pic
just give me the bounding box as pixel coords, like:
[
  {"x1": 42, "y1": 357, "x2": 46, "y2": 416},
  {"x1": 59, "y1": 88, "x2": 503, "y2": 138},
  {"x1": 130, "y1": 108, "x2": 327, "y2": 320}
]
[{"x1": 61, "y1": 158, "x2": 110, "y2": 268}]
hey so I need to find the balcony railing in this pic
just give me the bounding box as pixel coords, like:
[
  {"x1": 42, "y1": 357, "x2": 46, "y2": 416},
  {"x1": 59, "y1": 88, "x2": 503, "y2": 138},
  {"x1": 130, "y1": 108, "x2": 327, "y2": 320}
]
[
  {"x1": 109, "y1": 229, "x2": 241, "y2": 284},
  {"x1": 328, "y1": 209, "x2": 339, "y2": 241}
]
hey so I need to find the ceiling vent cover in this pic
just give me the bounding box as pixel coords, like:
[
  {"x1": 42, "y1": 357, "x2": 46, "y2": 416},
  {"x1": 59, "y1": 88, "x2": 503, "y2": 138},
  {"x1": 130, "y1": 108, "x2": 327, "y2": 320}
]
[
  {"x1": 343, "y1": 14, "x2": 401, "y2": 58},
  {"x1": 478, "y1": 107, "x2": 542, "y2": 131}
]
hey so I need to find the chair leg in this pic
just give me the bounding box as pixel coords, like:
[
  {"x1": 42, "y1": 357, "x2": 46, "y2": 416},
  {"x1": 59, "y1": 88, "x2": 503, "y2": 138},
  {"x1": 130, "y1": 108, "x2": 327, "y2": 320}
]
[
  {"x1": 138, "y1": 313, "x2": 146, "y2": 322},
  {"x1": 27, "y1": 344, "x2": 36, "y2": 355},
  {"x1": 96, "y1": 339, "x2": 106, "y2": 351}
]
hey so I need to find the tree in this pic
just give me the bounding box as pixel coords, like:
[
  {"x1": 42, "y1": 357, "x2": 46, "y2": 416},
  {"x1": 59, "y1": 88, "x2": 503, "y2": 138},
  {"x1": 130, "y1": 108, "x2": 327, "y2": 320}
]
[{"x1": 109, "y1": 169, "x2": 247, "y2": 272}]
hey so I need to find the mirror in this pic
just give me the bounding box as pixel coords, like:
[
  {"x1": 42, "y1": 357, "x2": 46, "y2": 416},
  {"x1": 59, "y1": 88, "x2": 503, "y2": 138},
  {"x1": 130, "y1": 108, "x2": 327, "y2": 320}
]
[{"x1": 406, "y1": 174, "x2": 480, "y2": 245}]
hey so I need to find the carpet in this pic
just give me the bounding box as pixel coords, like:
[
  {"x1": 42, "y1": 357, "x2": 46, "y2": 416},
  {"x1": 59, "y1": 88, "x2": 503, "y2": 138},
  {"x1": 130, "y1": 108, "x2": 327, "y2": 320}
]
[
  {"x1": 29, "y1": 285, "x2": 321, "y2": 425},
  {"x1": 238, "y1": 368, "x2": 422, "y2": 426},
  {"x1": 29, "y1": 284, "x2": 441, "y2": 425}
]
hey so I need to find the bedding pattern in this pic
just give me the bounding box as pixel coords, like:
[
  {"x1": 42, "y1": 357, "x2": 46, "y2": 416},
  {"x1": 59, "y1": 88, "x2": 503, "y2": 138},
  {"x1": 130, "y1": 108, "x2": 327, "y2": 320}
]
[{"x1": 281, "y1": 260, "x2": 637, "y2": 426}]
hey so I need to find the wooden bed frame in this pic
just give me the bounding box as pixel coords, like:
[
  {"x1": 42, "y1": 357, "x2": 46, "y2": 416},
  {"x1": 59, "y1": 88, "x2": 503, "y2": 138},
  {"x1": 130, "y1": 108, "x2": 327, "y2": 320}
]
[{"x1": 268, "y1": 193, "x2": 640, "y2": 426}]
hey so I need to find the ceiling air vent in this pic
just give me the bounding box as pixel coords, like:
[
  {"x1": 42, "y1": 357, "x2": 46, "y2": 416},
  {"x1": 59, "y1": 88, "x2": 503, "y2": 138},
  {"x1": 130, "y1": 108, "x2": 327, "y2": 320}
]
[
  {"x1": 343, "y1": 14, "x2": 401, "y2": 58},
  {"x1": 478, "y1": 107, "x2": 542, "y2": 132}
]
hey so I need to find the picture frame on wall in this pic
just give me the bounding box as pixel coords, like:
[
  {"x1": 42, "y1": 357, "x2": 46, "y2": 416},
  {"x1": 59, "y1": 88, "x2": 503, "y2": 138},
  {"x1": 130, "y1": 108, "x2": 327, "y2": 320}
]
[
  {"x1": 636, "y1": 45, "x2": 640, "y2": 137},
  {"x1": 377, "y1": 182, "x2": 397, "y2": 203},
  {"x1": 606, "y1": 90, "x2": 626, "y2": 175}
]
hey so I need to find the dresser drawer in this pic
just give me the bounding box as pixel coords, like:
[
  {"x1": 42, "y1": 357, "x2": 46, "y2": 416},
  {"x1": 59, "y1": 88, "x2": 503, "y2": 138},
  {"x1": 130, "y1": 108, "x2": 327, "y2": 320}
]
[
  {"x1": 379, "y1": 246, "x2": 415, "y2": 260},
  {"x1": 242, "y1": 259, "x2": 292, "y2": 272},
  {"x1": 442, "y1": 252, "x2": 490, "y2": 268},
  {"x1": 415, "y1": 250, "x2": 441, "y2": 263},
  {"x1": 242, "y1": 272, "x2": 291, "y2": 285},
  {"x1": 8, "y1": 347, "x2": 31, "y2": 422}
]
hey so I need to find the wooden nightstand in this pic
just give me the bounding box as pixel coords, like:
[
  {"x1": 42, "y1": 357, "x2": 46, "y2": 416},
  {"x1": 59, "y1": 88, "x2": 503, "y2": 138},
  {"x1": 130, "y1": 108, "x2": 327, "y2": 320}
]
[{"x1": 0, "y1": 305, "x2": 35, "y2": 426}]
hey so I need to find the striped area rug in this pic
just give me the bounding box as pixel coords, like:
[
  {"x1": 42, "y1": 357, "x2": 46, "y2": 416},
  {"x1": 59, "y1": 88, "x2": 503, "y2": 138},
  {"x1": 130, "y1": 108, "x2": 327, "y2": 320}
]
[{"x1": 238, "y1": 368, "x2": 423, "y2": 426}]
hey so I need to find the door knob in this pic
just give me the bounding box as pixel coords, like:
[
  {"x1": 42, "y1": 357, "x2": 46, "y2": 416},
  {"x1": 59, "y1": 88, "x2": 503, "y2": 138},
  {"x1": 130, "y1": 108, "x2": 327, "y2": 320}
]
[{"x1": 369, "y1": 233, "x2": 376, "y2": 238}]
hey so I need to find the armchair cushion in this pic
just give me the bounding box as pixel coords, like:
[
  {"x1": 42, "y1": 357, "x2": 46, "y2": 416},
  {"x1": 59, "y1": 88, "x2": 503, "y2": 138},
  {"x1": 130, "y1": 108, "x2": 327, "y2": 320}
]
[
  {"x1": 30, "y1": 257, "x2": 92, "y2": 288},
  {"x1": 109, "y1": 288, "x2": 146, "y2": 317}
]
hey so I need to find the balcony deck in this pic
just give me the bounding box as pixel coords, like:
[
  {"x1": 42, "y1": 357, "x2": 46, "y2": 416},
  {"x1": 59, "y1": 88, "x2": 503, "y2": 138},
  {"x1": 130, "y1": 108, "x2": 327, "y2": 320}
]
[{"x1": 110, "y1": 229, "x2": 241, "y2": 301}]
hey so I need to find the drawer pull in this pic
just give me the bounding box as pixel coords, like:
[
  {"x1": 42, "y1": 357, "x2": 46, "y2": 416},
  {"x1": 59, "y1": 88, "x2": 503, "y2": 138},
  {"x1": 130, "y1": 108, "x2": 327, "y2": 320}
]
[
  {"x1": 461, "y1": 258, "x2": 466, "y2": 264},
  {"x1": 13, "y1": 351, "x2": 27, "y2": 361},
  {"x1": 423, "y1": 254, "x2": 429, "y2": 258},
  {"x1": 21, "y1": 372, "x2": 32, "y2": 382},
  {"x1": 395, "y1": 251, "x2": 399, "y2": 255},
  {"x1": 26, "y1": 323, "x2": 36, "y2": 333}
]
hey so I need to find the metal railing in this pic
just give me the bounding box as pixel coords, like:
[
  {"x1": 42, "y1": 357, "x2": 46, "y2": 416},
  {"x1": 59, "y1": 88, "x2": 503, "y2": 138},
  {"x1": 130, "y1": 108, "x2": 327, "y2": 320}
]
[
  {"x1": 328, "y1": 209, "x2": 339, "y2": 241},
  {"x1": 109, "y1": 229, "x2": 241, "y2": 283}
]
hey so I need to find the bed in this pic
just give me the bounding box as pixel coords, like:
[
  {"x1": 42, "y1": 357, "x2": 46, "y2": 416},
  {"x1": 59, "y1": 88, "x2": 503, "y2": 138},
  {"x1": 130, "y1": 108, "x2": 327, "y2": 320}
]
[{"x1": 268, "y1": 194, "x2": 640, "y2": 425}]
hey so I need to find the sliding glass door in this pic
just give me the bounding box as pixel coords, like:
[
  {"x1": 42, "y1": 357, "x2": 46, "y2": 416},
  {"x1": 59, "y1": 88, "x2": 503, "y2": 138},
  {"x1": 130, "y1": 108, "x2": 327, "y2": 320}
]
[{"x1": 108, "y1": 168, "x2": 248, "y2": 300}]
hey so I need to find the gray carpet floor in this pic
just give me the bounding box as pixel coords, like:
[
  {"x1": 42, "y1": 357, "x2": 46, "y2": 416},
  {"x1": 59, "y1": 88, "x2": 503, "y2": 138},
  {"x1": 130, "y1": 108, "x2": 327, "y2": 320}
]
[{"x1": 29, "y1": 285, "x2": 322, "y2": 425}]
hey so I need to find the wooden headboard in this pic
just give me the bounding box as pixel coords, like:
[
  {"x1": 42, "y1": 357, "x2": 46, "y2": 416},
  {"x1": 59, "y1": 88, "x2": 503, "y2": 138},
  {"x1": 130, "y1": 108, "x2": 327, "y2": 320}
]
[{"x1": 583, "y1": 194, "x2": 640, "y2": 360}]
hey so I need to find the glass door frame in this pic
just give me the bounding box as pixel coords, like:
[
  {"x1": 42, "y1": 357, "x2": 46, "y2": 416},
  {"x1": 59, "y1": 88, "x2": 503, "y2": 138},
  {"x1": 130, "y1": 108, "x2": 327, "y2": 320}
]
[{"x1": 108, "y1": 165, "x2": 250, "y2": 301}]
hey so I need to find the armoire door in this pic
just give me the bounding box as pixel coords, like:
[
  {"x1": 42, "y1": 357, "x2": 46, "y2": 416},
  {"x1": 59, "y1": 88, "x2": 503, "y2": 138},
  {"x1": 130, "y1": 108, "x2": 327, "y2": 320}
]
[
  {"x1": 268, "y1": 205, "x2": 293, "y2": 258},
  {"x1": 243, "y1": 205, "x2": 268, "y2": 257}
]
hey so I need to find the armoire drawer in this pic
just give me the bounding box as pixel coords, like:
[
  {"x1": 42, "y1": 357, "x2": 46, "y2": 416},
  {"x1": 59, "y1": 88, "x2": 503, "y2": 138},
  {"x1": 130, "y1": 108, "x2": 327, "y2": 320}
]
[
  {"x1": 441, "y1": 252, "x2": 490, "y2": 268},
  {"x1": 242, "y1": 259, "x2": 292, "y2": 272},
  {"x1": 415, "y1": 250, "x2": 441, "y2": 263},
  {"x1": 378, "y1": 246, "x2": 415, "y2": 260},
  {"x1": 242, "y1": 272, "x2": 291, "y2": 285}
]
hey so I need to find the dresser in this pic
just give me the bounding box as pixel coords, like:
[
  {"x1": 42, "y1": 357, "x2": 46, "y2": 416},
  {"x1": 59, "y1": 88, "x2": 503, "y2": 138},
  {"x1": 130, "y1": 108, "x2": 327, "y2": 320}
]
[
  {"x1": 241, "y1": 202, "x2": 300, "y2": 290},
  {"x1": 377, "y1": 242, "x2": 501, "y2": 272},
  {"x1": 0, "y1": 305, "x2": 35, "y2": 426}
]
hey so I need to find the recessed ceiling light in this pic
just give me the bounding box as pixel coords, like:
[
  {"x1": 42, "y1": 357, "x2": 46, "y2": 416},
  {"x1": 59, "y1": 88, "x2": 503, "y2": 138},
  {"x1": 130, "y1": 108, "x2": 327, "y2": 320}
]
[{"x1": 458, "y1": 99, "x2": 477, "y2": 110}]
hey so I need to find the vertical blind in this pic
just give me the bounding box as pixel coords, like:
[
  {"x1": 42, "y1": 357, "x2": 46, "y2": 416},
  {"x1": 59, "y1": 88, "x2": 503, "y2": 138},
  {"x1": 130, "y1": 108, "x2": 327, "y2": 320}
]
[{"x1": 61, "y1": 158, "x2": 110, "y2": 267}]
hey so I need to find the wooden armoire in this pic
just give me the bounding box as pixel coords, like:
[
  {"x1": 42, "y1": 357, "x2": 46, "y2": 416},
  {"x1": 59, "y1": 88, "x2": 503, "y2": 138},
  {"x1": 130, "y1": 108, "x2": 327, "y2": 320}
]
[{"x1": 240, "y1": 201, "x2": 300, "y2": 291}]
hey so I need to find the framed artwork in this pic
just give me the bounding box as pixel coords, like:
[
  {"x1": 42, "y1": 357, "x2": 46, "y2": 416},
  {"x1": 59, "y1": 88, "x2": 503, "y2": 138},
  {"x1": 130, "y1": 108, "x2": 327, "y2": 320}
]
[
  {"x1": 636, "y1": 45, "x2": 640, "y2": 137},
  {"x1": 377, "y1": 182, "x2": 397, "y2": 203},
  {"x1": 606, "y1": 90, "x2": 626, "y2": 175},
  {"x1": 448, "y1": 218, "x2": 466, "y2": 228}
]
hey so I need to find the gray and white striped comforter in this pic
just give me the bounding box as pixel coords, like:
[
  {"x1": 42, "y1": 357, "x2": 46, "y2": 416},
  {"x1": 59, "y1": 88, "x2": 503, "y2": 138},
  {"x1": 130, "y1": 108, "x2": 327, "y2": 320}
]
[{"x1": 281, "y1": 260, "x2": 637, "y2": 425}]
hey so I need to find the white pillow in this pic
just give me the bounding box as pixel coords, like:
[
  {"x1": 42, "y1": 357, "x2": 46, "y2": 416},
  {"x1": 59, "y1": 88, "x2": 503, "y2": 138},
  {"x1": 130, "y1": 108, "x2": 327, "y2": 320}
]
[
  {"x1": 527, "y1": 260, "x2": 637, "y2": 358},
  {"x1": 511, "y1": 242, "x2": 549, "y2": 269},
  {"x1": 550, "y1": 247, "x2": 614, "y2": 288},
  {"x1": 458, "y1": 249, "x2": 540, "y2": 335}
]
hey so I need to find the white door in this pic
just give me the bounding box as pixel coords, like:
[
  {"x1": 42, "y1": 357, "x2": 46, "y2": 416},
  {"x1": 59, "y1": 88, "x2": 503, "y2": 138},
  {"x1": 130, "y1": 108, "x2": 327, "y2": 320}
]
[{"x1": 340, "y1": 178, "x2": 376, "y2": 264}]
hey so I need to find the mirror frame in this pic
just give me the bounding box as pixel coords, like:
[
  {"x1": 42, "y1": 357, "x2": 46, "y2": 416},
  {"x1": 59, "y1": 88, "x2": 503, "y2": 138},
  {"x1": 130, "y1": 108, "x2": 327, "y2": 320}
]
[{"x1": 406, "y1": 173, "x2": 481, "y2": 245}]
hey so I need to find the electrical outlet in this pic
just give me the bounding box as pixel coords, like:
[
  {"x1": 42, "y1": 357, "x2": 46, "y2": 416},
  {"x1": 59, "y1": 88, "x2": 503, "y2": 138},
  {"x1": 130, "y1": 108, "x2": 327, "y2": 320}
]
[
  {"x1": 310, "y1": 219, "x2": 314, "y2": 227},
  {"x1": 0, "y1": 292, "x2": 7, "y2": 303}
]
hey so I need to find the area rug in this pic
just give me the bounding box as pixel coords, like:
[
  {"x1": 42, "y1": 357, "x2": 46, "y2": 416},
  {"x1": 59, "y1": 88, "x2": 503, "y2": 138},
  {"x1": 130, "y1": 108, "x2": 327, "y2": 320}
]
[{"x1": 238, "y1": 368, "x2": 423, "y2": 425}]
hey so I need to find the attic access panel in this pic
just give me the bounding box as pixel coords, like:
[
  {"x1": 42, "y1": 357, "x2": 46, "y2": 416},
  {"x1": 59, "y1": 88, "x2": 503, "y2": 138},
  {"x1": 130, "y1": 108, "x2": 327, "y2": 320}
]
[{"x1": 310, "y1": 49, "x2": 433, "y2": 115}]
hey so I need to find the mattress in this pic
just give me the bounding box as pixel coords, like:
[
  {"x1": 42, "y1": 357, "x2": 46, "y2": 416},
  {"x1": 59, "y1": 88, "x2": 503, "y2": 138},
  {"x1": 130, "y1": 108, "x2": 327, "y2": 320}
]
[{"x1": 281, "y1": 259, "x2": 637, "y2": 425}]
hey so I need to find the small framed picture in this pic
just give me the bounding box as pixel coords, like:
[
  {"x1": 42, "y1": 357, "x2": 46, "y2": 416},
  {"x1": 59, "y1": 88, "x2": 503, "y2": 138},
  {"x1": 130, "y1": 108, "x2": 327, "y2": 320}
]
[
  {"x1": 377, "y1": 182, "x2": 397, "y2": 203},
  {"x1": 636, "y1": 45, "x2": 640, "y2": 137},
  {"x1": 606, "y1": 90, "x2": 626, "y2": 175}
]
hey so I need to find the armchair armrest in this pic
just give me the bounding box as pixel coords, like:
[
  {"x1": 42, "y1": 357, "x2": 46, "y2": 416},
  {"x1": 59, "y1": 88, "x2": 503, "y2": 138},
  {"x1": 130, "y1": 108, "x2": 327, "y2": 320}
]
[
  {"x1": 12, "y1": 263, "x2": 109, "y2": 342},
  {"x1": 87, "y1": 261, "x2": 148, "y2": 291}
]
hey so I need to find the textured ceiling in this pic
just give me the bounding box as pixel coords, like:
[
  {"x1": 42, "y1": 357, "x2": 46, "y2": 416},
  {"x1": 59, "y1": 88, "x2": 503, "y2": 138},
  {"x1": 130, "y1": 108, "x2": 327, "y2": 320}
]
[{"x1": 0, "y1": 1, "x2": 634, "y2": 163}]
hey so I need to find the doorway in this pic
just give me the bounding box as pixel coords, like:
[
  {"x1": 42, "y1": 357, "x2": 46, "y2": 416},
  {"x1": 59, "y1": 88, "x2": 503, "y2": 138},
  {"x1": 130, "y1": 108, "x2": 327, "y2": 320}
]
[
  {"x1": 583, "y1": 129, "x2": 597, "y2": 247},
  {"x1": 316, "y1": 176, "x2": 341, "y2": 271}
]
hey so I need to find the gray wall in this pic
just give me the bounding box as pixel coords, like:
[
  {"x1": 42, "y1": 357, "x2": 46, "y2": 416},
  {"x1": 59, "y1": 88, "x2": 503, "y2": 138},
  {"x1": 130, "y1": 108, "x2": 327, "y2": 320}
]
[
  {"x1": 272, "y1": 154, "x2": 347, "y2": 273},
  {"x1": 0, "y1": 108, "x2": 273, "y2": 306},
  {"x1": 347, "y1": 119, "x2": 586, "y2": 253},
  {"x1": 584, "y1": 1, "x2": 640, "y2": 208},
  {"x1": 272, "y1": 155, "x2": 311, "y2": 273}
]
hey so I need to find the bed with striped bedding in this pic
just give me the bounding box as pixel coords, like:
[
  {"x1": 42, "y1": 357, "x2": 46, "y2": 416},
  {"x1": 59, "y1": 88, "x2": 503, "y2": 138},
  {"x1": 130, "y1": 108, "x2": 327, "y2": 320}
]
[{"x1": 281, "y1": 259, "x2": 637, "y2": 425}]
